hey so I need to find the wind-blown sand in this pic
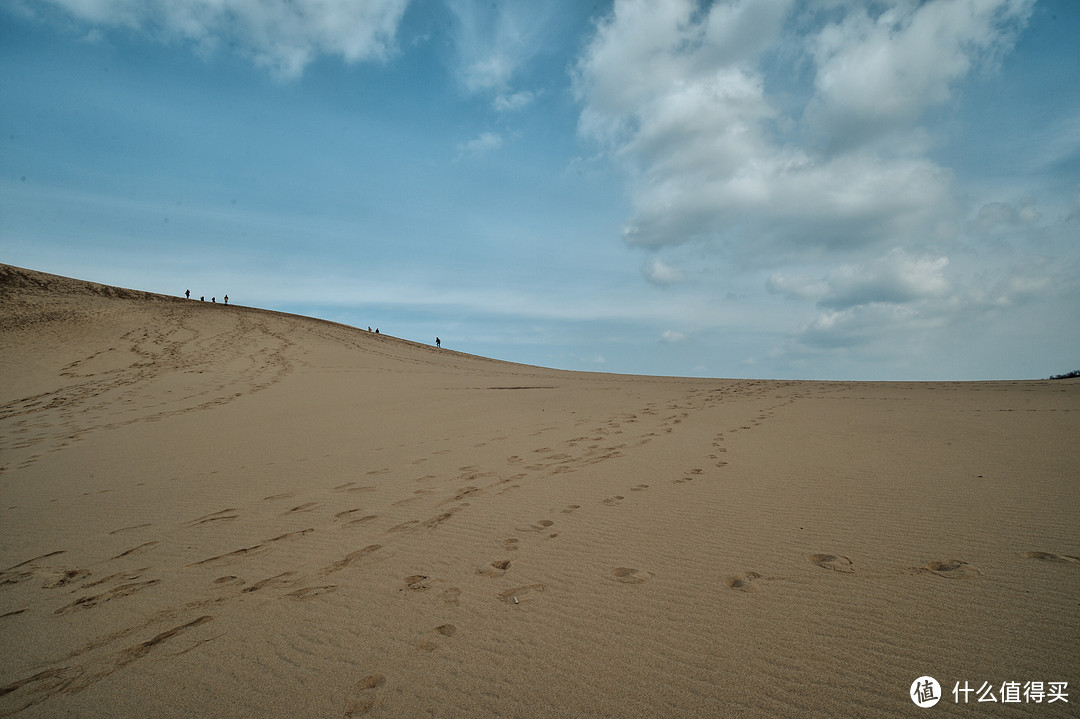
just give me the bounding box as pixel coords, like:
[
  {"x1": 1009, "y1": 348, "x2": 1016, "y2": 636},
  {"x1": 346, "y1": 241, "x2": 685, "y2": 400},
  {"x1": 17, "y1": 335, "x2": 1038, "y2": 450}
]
[{"x1": 1, "y1": 263, "x2": 1077, "y2": 718}]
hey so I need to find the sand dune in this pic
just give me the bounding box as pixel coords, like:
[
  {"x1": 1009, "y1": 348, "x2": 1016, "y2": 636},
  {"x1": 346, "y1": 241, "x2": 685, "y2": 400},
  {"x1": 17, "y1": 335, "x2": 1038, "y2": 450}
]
[{"x1": 1, "y1": 264, "x2": 1077, "y2": 717}]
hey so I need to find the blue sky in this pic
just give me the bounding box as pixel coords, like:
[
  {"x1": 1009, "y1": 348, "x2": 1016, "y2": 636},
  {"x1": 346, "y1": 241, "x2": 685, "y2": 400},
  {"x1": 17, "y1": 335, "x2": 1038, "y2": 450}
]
[{"x1": 2, "y1": 0, "x2": 1078, "y2": 380}]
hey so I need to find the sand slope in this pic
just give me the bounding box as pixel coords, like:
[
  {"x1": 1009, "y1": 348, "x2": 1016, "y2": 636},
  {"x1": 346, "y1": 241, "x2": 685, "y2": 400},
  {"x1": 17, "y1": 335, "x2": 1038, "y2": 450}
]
[{"x1": 1, "y1": 264, "x2": 1077, "y2": 717}]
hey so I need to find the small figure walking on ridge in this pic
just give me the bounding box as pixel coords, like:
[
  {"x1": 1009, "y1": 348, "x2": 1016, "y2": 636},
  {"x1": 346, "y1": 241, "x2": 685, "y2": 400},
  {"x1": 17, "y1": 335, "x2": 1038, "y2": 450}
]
[
  {"x1": 224, "y1": 295, "x2": 229, "y2": 305},
  {"x1": 185, "y1": 289, "x2": 190, "y2": 299},
  {"x1": 436, "y1": 337, "x2": 441, "y2": 348}
]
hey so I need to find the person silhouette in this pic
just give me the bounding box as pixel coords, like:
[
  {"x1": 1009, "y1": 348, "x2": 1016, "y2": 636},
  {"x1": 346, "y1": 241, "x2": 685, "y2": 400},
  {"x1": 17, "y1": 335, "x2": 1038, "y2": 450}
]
[
  {"x1": 224, "y1": 295, "x2": 228, "y2": 305},
  {"x1": 212, "y1": 297, "x2": 215, "y2": 303},
  {"x1": 436, "y1": 337, "x2": 441, "y2": 348},
  {"x1": 185, "y1": 289, "x2": 190, "y2": 299}
]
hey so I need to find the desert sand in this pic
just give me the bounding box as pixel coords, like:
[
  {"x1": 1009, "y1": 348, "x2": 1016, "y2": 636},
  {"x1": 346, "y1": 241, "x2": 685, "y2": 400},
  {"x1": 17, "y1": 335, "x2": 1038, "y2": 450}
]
[{"x1": 1, "y1": 263, "x2": 1077, "y2": 718}]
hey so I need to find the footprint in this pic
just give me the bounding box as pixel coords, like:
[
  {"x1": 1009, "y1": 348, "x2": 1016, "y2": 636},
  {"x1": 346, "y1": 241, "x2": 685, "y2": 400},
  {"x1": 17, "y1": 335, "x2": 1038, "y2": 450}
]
[
  {"x1": 417, "y1": 624, "x2": 457, "y2": 652},
  {"x1": 111, "y1": 541, "x2": 159, "y2": 560},
  {"x1": 40, "y1": 568, "x2": 91, "y2": 589},
  {"x1": 284, "y1": 502, "x2": 320, "y2": 514},
  {"x1": 186, "y1": 509, "x2": 239, "y2": 526},
  {"x1": 402, "y1": 575, "x2": 435, "y2": 592},
  {"x1": 384, "y1": 520, "x2": 420, "y2": 534},
  {"x1": 601, "y1": 496, "x2": 624, "y2": 505},
  {"x1": 561, "y1": 505, "x2": 580, "y2": 514},
  {"x1": 516, "y1": 519, "x2": 555, "y2": 533},
  {"x1": 610, "y1": 567, "x2": 652, "y2": 584},
  {"x1": 213, "y1": 576, "x2": 244, "y2": 587},
  {"x1": 921, "y1": 560, "x2": 981, "y2": 578},
  {"x1": 502, "y1": 538, "x2": 519, "y2": 551},
  {"x1": 1024, "y1": 551, "x2": 1079, "y2": 562},
  {"x1": 440, "y1": 587, "x2": 461, "y2": 606},
  {"x1": 319, "y1": 545, "x2": 382, "y2": 576},
  {"x1": 449, "y1": 486, "x2": 480, "y2": 502},
  {"x1": 241, "y1": 572, "x2": 298, "y2": 594},
  {"x1": 807, "y1": 554, "x2": 855, "y2": 573},
  {"x1": 422, "y1": 505, "x2": 467, "y2": 529},
  {"x1": 355, "y1": 674, "x2": 386, "y2": 690},
  {"x1": 497, "y1": 583, "x2": 545, "y2": 604},
  {"x1": 54, "y1": 579, "x2": 161, "y2": 613},
  {"x1": 478, "y1": 559, "x2": 511, "y2": 578},
  {"x1": 286, "y1": 585, "x2": 338, "y2": 601},
  {"x1": 108, "y1": 523, "x2": 151, "y2": 535},
  {"x1": 726, "y1": 571, "x2": 762, "y2": 592},
  {"x1": 345, "y1": 673, "x2": 385, "y2": 717},
  {"x1": 629, "y1": 484, "x2": 649, "y2": 491}
]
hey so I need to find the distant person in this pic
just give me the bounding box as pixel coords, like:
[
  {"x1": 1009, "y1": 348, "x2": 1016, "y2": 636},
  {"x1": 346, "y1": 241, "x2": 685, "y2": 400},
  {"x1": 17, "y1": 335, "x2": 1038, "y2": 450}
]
[
  {"x1": 224, "y1": 295, "x2": 228, "y2": 305},
  {"x1": 212, "y1": 297, "x2": 216, "y2": 303},
  {"x1": 200, "y1": 296, "x2": 204, "y2": 301},
  {"x1": 185, "y1": 289, "x2": 190, "y2": 299},
  {"x1": 375, "y1": 328, "x2": 379, "y2": 334},
  {"x1": 436, "y1": 337, "x2": 441, "y2": 348},
  {"x1": 368, "y1": 327, "x2": 372, "y2": 332}
]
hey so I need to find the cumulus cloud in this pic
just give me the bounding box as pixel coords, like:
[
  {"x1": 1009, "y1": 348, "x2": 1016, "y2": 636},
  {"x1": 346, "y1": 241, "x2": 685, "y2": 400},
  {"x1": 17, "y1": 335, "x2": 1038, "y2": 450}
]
[
  {"x1": 805, "y1": 0, "x2": 1034, "y2": 152},
  {"x1": 773, "y1": 247, "x2": 1073, "y2": 354},
  {"x1": 39, "y1": 0, "x2": 410, "y2": 77},
  {"x1": 574, "y1": 0, "x2": 1031, "y2": 257},
  {"x1": 766, "y1": 248, "x2": 951, "y2": 348},
  {"x1": 768, "y1": 249, "x2": 950, "y2": 310}
]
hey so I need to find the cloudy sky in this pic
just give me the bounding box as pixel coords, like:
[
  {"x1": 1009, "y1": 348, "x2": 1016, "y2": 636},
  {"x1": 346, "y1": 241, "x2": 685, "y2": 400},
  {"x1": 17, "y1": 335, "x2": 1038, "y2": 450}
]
[{"x1": 2, "y1": 0, "x2": 1077, "y2": 380}]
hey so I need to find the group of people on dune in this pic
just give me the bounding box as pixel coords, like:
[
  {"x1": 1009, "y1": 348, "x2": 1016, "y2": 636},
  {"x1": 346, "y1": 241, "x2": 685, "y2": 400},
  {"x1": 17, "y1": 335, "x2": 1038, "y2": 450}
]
[{"x1": 185, "y1": 289, "x2": 227, "y2": 304}]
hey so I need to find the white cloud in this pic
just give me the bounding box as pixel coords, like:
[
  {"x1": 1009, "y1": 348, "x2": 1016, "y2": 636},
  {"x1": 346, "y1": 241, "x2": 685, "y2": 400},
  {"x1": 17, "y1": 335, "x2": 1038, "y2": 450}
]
[
  {"x1": 660, "y1": 330, "x2": 688, "y2": 343},
  {"x1": 574, "y1": 0, "x2": 1031, "y2": 258},
  {"x1": 494, "y1": 90, "x2": 536, "y2": 113},
  {"x1": 805, "y1": 0, "x2": 1035, "y2": 152},
  {"x1": 772, "y1": 245, "x2": 1076, "y2": 357},
  {"x1": 456, "y1": 131, "x2": 503, "y2": 157},
  {"x1": 641, "y1": 257, "x2": 684, "y2": 286},
  {"x1": 769, "y1": 249, "x2": 950, "y2": 310},
  {"x1": 39, "y1": 0, "x2": 411, "y2": 77},
  {"x1": 767, "y1": 248, "x2": 953, "y2": 349},
  {"x1": 443, "y1": 0, "x2": 556, "y2": 97}
]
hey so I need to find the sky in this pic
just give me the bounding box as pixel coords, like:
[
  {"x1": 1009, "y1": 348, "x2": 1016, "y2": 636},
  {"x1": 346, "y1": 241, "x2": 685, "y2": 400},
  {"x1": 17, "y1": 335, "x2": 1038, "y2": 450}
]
[{"x1": 1, "y1": 0, "x2": 1078, "y2": 380}]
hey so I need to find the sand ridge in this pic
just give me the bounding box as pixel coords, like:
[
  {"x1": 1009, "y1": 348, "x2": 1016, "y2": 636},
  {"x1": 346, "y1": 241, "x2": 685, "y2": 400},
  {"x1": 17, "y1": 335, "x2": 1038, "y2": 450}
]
[{"x1": 1, "y1": 264, "x2": 1077, "y2": 717}]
